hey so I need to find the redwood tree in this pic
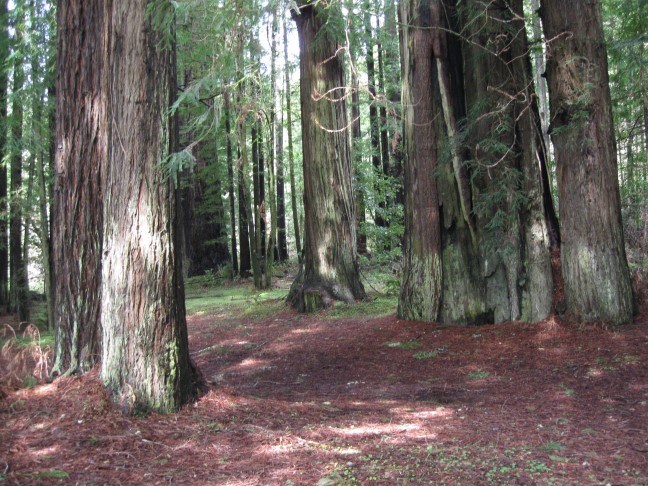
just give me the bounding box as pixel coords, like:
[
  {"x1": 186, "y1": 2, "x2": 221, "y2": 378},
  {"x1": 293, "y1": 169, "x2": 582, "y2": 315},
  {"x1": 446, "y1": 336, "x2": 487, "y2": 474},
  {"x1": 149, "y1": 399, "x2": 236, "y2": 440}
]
[
  {"x1": 540, "y1": 0, "x2": 633, "y2": 324},
  {"x1": 100, "y1": 0, "x2": 201, "y2": 412},
  {"x1": 0, "y1": 0, "x2": 9, "y2": 311},
  {"x1": 51, "y1": 0, "x2": 110, "y2": 375},
  {"x1": 397, "y1": 0, "x2": 442, "y2": 322},
  {"x1": 288, "y1": 2, "x2": 366, "y2": 311}
]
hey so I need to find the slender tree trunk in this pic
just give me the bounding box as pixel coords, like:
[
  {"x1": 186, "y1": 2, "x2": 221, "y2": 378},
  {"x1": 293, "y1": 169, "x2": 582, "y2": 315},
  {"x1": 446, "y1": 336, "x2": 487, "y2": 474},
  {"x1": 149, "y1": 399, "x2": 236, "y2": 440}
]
[
  {"x1": 0, "y1": 0, "x2": 9, "y2": 311},
  {"x1": 100, "y1": 0, "x2": 202, "y2": 412},
  {"x1": 272, "y1": 8, "x2": 288, "y2": 262},
  {"x1": 52, "y1": 0, "x2": 109, "y2": 374},
  {"x1": 236, "y1": 78, "x2": 252, "y2": 277},
  {"x1": 364, "y1": 5, "x2": 386, "y2": 230},
  {"x1": 10, "y1": 5, "x2": 28, "y2": 321},
  {"x1": 283, "y1": 14, "x2": 301, "y2": 261},
  {"x1": 288, "y1": 2, "x2": 366, "y2": 311},
  {"x1": 397, "y1": 0, "x2": 442, "y2": 322},
  {"x1": 540, "y1": 0, "x2": 633, "y2": 324},
  {"x1": 349, "y1": 22, "x2": 368, "y2": 256},
  {"x1": 225, "y1": 93, "x2": 238, "y2": 276},
  {"x1": 376, "y1": 16, "x2": 390, "y2": 177}
]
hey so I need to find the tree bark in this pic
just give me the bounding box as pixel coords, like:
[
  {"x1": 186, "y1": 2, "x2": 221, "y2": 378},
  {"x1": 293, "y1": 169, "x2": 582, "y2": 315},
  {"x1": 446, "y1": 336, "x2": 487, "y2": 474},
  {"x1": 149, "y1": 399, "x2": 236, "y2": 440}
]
[
  {"x1": 288, "y1": 2, "x2": 366, "y2": 311},
  {"x1": 462, "y1": 0, "x2": 554, "y2": 323},
  {"x1": 540, "y1": 0, "x2": 633, "y2": 324},
  {"x1": 100, "y1": 0, "x2": 202, "y2": 412},
  {"x1": 397, "y1": 0, "x2": 442, "y2": 322},
  {"x1": 52, "y1": 0, "x2": 109, "y2": 374},
  {"x1": 224, "y1": 93, "x2": 238, "y2": 276}
]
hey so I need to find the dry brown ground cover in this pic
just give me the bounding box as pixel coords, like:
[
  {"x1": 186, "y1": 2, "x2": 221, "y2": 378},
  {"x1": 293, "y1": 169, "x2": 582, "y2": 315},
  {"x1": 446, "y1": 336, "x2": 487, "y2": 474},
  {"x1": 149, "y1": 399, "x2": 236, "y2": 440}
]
[{"x1": 1, "y1": 284, "x2": 646, "y2": 484}]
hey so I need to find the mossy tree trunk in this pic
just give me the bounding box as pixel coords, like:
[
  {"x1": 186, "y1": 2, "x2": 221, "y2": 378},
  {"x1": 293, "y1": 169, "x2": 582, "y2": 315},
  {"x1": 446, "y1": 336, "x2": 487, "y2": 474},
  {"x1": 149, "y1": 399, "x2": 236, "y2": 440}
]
[
  {"x1": 100, "y1": 0, "x2": 201, "y2": 413},
  {"x1": 540, "y1": 0, "x2": 633, "y2": 324},
  {"x1": 288, "y1": 2, "x2": 366, "y2": 312},
  {"x1": 397, "y1": 0, "x2": 442, "y2": 322},
  {"x1": 462, "y1": 0, "x2": 553, "y2": 323},
  {"x1": 430, "y1": 0, "x2": 489, "y2": 325}
]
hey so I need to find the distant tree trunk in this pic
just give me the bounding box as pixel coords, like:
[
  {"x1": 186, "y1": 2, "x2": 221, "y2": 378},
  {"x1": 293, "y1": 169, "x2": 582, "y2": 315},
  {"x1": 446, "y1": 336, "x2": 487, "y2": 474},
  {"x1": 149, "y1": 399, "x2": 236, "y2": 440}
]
[
  {"x1": 349, "y1": 30, "x2": 368, "y2": 256},
  {"x1": 364, "y1": 5, "x2": 386, "y2": 230},
  {"x1": 0, "y1": 0, "x2": 9, "y2": 311},
  {"x1": 540, "y1": 0, "x2": 633, "y2": 324},
  {"x1": 224, "y1": 93, "x2": 238, "y2": 276},
  {"x1": 52, "y1": 0, "x2": 109, "y2": 374},
  {"x1": 9, "y1": 5, "x2": 28, "y2": 321},
  {"x1": 272, "y1": 8, "x2": 288, "y2": 262},
  {"x1": 283, "y1": 14, "x2": 301, "y2": 261},
  {"x1": 288, "y1": 2, "x2": 366, "y2": 311},
  {"x1": 236, "y1": 80, "x2": 252, "y2": 277},
  {"x1": 397, "y1": 0, "x2": 442, "y2": 322},
  {"x1": 100, "y1": 0, "x2": 202, "y2": 412},
  {"x1": 376, "y1": 16, "x2": 390, "y2": 177},
  {"x1": 386, "y1": 0, "x2": 404, "y2": 208}
]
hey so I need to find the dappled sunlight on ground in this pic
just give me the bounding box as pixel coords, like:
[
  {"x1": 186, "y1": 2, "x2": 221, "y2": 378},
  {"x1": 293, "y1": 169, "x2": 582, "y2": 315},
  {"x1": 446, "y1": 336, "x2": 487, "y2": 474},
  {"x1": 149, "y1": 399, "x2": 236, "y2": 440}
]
[{"x1": 1, "y1": 300, "x2": 646, "y2": 483}]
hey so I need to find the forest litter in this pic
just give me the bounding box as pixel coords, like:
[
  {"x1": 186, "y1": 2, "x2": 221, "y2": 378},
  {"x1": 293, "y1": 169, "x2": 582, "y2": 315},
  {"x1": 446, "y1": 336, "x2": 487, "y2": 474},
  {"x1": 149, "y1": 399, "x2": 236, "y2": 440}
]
[{"x1": 1, "y1": 293, "x2": 647, "y2": 484}]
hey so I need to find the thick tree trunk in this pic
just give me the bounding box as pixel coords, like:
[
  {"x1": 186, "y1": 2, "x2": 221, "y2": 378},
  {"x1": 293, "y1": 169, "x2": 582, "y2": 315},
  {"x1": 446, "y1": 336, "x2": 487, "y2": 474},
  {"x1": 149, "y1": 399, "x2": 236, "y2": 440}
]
[
  {"x1": 397, "y1": 0, "x2": 442, "y2": 322},
  {"x1": 9, "y1": 7, "x2": 28, "y2": 322},
  {"x1": 462, "y1": 0, "x2": 553, "y2": 323},
  {"x1": 100, "y1": 0, "x2": 201, "y2": 412},
  {"x1": 540, "y1": 0, "x2": 633, "y2": 324},
  {"x1": 429, "y1": 0, "x2": 489, "y2": 325},
  {"x1": 52, "y1": 0, "x2": 109, "y2": 374},
  {"x1": 288, "y1": 3, "x2": 366, "y2": 311},
  {"x1": 0, "y1": 0, "x2": 9, "y2": 311}
]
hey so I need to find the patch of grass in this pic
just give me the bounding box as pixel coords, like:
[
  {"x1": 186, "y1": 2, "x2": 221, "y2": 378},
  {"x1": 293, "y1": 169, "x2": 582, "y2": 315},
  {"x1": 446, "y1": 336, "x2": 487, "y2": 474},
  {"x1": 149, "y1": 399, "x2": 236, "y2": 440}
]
[
  {"x1": 184, "y1": 281, "x2": 288, "y2": 318},
  {"x1": 466, "y1": 370, "x2": 490, "y2": 380},
  {"x1": 541, "y1": 441, "x2": 565, "y2": 452},
  {"x1": 29, "y1": 470, "x2": 69, "y2": 480},
  {"x1": 384, "y1": 340, "x2": 422, "y2": 350},
  {"x1": 327, "y1": 294, "x2": 397, "y2": 319},
  {"x1": 413, "y1": 351, "x2": 437, "y2": 360}
]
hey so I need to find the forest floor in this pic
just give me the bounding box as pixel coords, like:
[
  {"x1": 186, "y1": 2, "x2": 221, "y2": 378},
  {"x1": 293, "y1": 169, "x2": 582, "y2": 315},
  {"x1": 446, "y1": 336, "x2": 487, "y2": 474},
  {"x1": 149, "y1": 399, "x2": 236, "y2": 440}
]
[{"x1": 1, "y1": 268, "x2": 647, "y2": 484}]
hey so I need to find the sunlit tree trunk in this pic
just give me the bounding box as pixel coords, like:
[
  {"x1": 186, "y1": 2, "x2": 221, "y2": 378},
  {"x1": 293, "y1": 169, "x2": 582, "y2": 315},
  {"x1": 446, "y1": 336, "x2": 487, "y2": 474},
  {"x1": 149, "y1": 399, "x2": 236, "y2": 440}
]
[
  {"x1": 52, "y1": 0, "x2": 110, "y2": 374},
  {"x1": 224, "y1": 93, "x2": 238, "y2": 276},
  {"x1": 397, "y1": 0, "x2": 442, "y2": 322},
  {"x1": 100, "y1": 0, "x2": 202, "y2": 412},
  {"x1": 540, "y1": 0, "x2": 633, "y2": 324},
  {"x1": 283, "y1": 14, "x2": 301, "y2": 261},
  {"x1": 288, "y1": 2, "x2": 366, "y2": 311}
]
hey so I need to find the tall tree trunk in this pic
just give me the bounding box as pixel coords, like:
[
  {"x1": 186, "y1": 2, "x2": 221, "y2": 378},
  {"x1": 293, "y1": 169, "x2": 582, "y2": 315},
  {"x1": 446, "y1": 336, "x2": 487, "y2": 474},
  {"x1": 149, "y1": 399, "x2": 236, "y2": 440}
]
[
  {"x1": 52, "y1": 0, "x2": 109, "y2": 374},
  {"x1": 397, "y1": 0, "x2": 442, "y2": 322},
  {"x1": 376, "y1": 16, "x2": 390, "y2": 177},
  {"x1": 283, "y1": 13, "x2": 301, "y2": 261},
  {"x1": 462, "y1": 0, "x2": 554, "y2": 323},
  {"x1": 364, "y1": 4, "x2": 386, "y2": 230},
  {"x1": 236, "y1": 78, "x2": 252, "y2": 277},
  {"x1": 540, "y1": 0, "x2": 633, "y2": 324},
  {"x1": 224, "y1": 93, "x2": 238, "y2": 276},
  {"x1": 349, "y1": 18, "x2": 368, "y2": 256},
  {"x1": 272, "y1": 8, "x2": 288, "y2": 262},
  {"x1": 0, "y1": 0, "x2": 9, "y2": 311},
  {"x1": 288, "y1": 2, "x2": 366, "y2": 311},
  {"x1": 429, "y1": 0, "x2": 489, "y2": 325},
  {"x1": 9, "y1": 5, "x2": 28, "y2": 321},
  {"x1": 100, "y1": 0, "x2": 202, "y2": 412}
]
